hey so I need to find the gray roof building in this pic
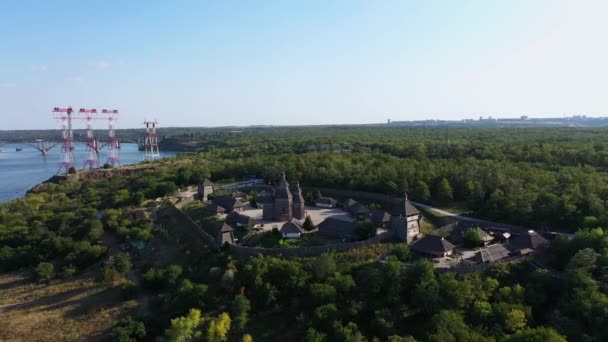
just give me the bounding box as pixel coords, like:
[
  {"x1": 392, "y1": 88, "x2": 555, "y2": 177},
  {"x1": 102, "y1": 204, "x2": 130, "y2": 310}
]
[
  {"x1": 213, "y1": 196, "x2": 248, "y2": 212},
  {"x1": 280, "y1": 218, "x2": 304, "y2": 235},
  {"x1": 235, "y1": 214, "x2": 253, "y2": 226},
  {"x1": 316, "y1": 197, "x2": 337, "y2": 206},
  {"x1": 391, "y1": 195, "x2": 420, "y2": 217},
  {"x1": 204, "y1": 203, "x2": 226, "y2": 214},
  {"x1": 411, "y1": 235, "x2": 455, "y2": 257},
  {"x1": 507, "y1": 230, "x2": 549, "y2": 252},
  {"x1": 370, "y1": 208, "x2": 391, "y2": 227},
  {"x1": 317, "y1": 217, "x2": 358, "y2": 239},
  {"x1": 474, "y1": 244, "x2": 510, "y2": 263},
  {"x1": 217, "y1": 223, "x2": 235, "y2": 246}
]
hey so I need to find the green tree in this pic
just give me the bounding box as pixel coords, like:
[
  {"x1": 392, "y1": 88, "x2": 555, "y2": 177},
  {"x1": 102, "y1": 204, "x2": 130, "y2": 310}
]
[
  {"x1": 84, "y1": 219, "x2": 104, "y2": 241},
  {"x1": 164, "y1": 308, "x2": 203, "y2": 342},
  {"x1": 305, "y1": 327, "x2": 326, "y2": 342},
  {"x1": 120, "y1": 281, "x2": 139, "y2": 300},
  {"x1": 165, "y1": 264, "x2": 184, "y2": 285},
  {"x1": 61, "y1": 264, "x2": 76, "y2": 278},
  {"x1": 427, "y1": 310, "x2": 492, "y2": 342},
  {"x1": 463, "y1": 228, "x2": 483, "y2": 248},
  {"x1": 175, "y1": 279, "x2": 209, "y2": 311},
  {"x1": 207, "y1": 313, "x2": 231, "y2": 342},
  {"x1": 303, "y1": 215, "x2": 315, "y2": 231},
  {"x1": 333, "y1": 321, "x2": 367, "y2": 342},
  {"x1": 114, "y1": 253, "x2": 132, "y2": 275},
  {"x1": 502, "y1": 327, "x2": 566, "y2": 342},
  {"x1": 413, "y1": 180, "x2": 431, "y2": 201},
  {"x1": 309, "y1": 283, "x2": 337, "y2": 306},
  {"x1": 356, "y1": 219, "x2": 376, "y2": 240},
  {"x1": 505, "y1": 309, "x2": 528, "y2": 333},
  {"x1": 313, "y1": 304, "x2": 338, "y2": 330},
  {"x1": 35, "y1": 262, "x2": 54, "y2": 282},
  {"x1": 435, "y1": 178, "x2": 453, "y2": 203},
  {"x1": 113, "y1": 189, "x2": 131, "y2": 206},
  {"x1": 112, "y1": 316, "x2": 146, "y2": 342},
  {"x1": 230, "y1": 294, "x2": 251, "y2": 331},
  {"x1": 312, "y1": 253, "x2": 337, "y2": 280},
  {"x1": 388, "y1": 336, "x2": 416, "y2": 342}
]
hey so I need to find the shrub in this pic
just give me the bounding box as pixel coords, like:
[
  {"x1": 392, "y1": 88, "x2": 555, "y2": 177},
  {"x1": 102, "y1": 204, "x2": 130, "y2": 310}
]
[
  {"x1": 35, "y1": 262, "x2": 54, "y2": 282},
  {"x1": 121, "y1": 281, "x2": 139, "y2": 300},
  {"x1": 112, "y1": 316, "x2": 146, "y2": 342},
  {"x1": 61, "y1": 264, "x2": 77, "y2": 278}
]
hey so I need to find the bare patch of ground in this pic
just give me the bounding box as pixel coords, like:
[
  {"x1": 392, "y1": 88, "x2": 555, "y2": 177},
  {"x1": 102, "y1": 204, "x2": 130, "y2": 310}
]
[{"x1": 0, "y1": 273, "x2": 136, "y2": 342}]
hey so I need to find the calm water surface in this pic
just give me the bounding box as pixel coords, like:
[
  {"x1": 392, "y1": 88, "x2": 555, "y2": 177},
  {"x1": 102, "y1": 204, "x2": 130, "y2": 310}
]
[{"x1": 0, "y1": 143, "x2": 176, "y2": 202}]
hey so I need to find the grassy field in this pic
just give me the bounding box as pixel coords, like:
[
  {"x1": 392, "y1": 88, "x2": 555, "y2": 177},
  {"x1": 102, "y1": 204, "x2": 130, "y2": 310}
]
[{"x1": 0, "y1": 272, "x2": 137, "y2": 342}]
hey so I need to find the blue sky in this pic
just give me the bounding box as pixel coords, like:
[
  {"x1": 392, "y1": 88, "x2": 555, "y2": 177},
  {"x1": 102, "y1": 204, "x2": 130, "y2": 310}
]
[{"x1": 1, "y1": 0, "x2": 606, "y2": 129}]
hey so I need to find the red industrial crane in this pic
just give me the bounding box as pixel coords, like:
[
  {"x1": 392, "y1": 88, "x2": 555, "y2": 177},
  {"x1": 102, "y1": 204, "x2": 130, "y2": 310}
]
[
  {"x1": 103, "y1": 109, "x2": 120, "y2": 166},
  {"x1": 53, "y1": 107, "x2": 75, "y2": 174}
]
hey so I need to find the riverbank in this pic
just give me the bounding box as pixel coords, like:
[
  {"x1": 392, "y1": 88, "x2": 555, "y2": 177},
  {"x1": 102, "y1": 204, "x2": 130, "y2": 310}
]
[{"x1": 0, "y1": 143, "x2": 176, "y2": 202}]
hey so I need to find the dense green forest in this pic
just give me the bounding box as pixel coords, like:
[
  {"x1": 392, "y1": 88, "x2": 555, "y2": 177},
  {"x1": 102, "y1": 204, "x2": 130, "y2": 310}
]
[
  {"x1": 164, "y1": 126, "x2": 608, "y2": 231},
  {"x1": 2, "y1": 126, "x2": 608, "y2": 341}
]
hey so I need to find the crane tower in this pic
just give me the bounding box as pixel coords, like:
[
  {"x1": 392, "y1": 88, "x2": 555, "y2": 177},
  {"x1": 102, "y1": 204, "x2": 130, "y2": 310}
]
[
  {"x1": 103, "y1": 109, "x2": 120, "y2": 166},
  {"x1": 80, "y1": 108, "x2": 99, "y2": 170},
  {"x1": 143, "y1": 120, "x2": 160, "y2": 160},
  {"x1": 52, "y1": 107, "x2": 75, "y2": 174}
]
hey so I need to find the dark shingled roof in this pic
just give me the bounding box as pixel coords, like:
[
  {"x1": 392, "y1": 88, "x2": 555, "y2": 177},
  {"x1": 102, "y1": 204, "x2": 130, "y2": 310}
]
[
  {"x1": 411, "y1": 235, "x2": 455, "y2": 256},
  {"x1": 317, "y1": 217, "x2": 358, "y2": 239},
  {"x1": 280, "y1": 218, "x2": 304, "y2": 234},
  {"x1": 235, "y1": 214, "x2": 252, "y2": 225},
  {"x1": 344, "y1": 198, "x2": 357, "y2": 208},
  {"x1": 290, "y1": 181, "x2": 305, "y2": 203},
  {"x1": 391, "y1": 196, "x2": 420, "y2": 217},
  {"x1": 220, "y1": 223, "x2": 234, "y2": 233},
  {"x1": 226, "y1": 211, "x2": 240, "y2": 221},
  {"x1": 275, "y1": 172, "x2": 292, "y2": 199},
  {"x1": 204, "y1": 203, "x2": 226, "y2": 214},
  {"x1": 232, "y1": 191, "x2": 246, "y2": 199},
  {"x1": 474, "y1": 244, "x2": 510, "y2": 263},
  {"x1": 370, "y1": 209, "x2": 391, "y2": 226},
  {"x1": 316, "y1": 197, "x2": 337, "y2": 205},
  {"x1": 348, "y1": 202, "x2": 370, "y2": 216},
  {"x1": 507, "y1": 230, "x2": 549, "y2": 252},
  {"x1": 458, "y1": 226, "x2": 494, "y2": 242},
  {"x1": 213, "y1": 196, "x2": 247, "y2": 211}
]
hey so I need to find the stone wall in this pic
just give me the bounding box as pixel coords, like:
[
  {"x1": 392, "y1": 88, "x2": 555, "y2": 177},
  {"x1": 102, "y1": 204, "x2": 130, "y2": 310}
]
[
  {"x1": 302, "y1": 187, "x2": 398, "y2": 205},
  {"x1": 229, "y1": 231, "x2": 395, "y2": 258}
]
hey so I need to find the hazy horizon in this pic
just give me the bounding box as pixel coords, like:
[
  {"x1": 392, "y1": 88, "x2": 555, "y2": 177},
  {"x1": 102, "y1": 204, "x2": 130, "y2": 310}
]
[{"x1": 2, "y1": 0, "x2": 607, "y2": 130}]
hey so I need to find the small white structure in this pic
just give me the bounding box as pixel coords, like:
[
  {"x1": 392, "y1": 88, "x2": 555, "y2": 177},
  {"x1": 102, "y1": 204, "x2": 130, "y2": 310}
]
[
  {"x1": 280, "y1": 218, "x2": 304, "y2": 239},
  {"x1": 315, "y1": 197, "x2": 337, "y2": 208}
]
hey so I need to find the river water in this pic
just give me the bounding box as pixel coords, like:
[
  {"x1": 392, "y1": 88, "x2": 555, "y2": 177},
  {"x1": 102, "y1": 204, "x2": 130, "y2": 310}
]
[{"x1": 0, "y1": 143, "x2": 176, "y2": 202}]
